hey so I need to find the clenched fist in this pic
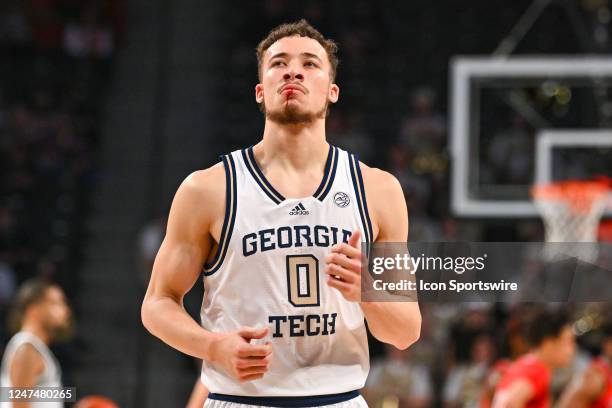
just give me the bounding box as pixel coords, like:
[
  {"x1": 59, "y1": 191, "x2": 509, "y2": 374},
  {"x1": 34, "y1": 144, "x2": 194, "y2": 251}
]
[{"x1": 209, "y1": 326, "x2": 273, "y2": 382}]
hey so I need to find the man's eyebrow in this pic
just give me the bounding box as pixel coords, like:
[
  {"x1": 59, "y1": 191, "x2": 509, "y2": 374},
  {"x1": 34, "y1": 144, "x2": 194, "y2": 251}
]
[
  {"x1": 268, "y1": 52, "x2": 323, "y2": 62},
  {"x1": 269, "y1": 52, "x2": 289, "y2": 61},
  {"x1": 301, "y1": 52, "x2": 322, "y2": 61}
]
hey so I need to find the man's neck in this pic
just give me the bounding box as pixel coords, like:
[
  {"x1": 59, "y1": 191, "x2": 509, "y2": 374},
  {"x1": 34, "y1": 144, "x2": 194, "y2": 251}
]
[
  {"x1": 258, "y1": 118, "x2": 328, "y2": 171},
  {"x1": 21, "y1": 321, "x2": 50, "y2": 345},
  {"x1": 532, "y1": 349, "x2": 555, "y2": 370}
]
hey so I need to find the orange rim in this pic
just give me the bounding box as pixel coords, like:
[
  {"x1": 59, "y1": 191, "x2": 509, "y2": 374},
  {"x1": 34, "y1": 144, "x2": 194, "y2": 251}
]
[{"x1": 531, "y1": 180, "x2": 610, "y2": 213}]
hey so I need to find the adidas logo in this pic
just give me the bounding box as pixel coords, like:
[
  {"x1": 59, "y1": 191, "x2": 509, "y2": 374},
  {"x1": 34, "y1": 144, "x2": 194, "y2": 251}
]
[{"x1": 289, "y1": 203, "x2": 310, "y2": 216}]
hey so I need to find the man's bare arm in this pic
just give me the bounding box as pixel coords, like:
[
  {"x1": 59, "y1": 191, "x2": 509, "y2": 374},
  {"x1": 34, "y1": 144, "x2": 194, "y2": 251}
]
[
  {"x1": 141, "y1": 166, "x2": 272, "y2": 382},
  {"x1": 492, "y1": 380, "x2": 534, "y2": 408},
  {"x1": 359, "y1": 167, "x2": 421, "y2": 350},
  {"x1": 10, "y1": 343, "x2": 44, "y2": 408},
  {"x1": 141, "y1": 168, "x2": 221, "y2": 359},
  {"x1": 557, "y1": 366, "x2": 604, "y2": 408}
]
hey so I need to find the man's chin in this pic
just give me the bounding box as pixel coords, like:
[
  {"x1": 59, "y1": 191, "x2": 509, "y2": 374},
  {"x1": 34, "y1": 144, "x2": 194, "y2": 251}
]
[
  {"x1": 267, "y1": 109, "x2": 314, "y2": 125},
  {"x1": 49, "y1": 322, "x2": 75, "y2": 342},
  {"x1": 265, "y1": 105, "x2": 326, "y2": 125}
]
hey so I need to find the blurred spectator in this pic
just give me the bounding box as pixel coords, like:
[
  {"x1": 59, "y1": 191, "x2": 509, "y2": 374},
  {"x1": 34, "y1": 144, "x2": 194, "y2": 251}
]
[
  {"x1": 389, "y1": 148, "x2": 432, "y2": 212},
  {"x1": 398, "y1": 87, "x2": 447, "y2": 177},
  {"x1": 448, "y1": 305, "x2": 495, "y2": 364},
  {"x1": 443, "y1": 334, "x2": 497, "y2": 408},
  {"x1": 364, "y1": 344, "x2": 433, "y2": 408},
  {"x1": 1, "y1": 279, "x2": 73, "y2": 390},
  {"x1": 395, "y1": 87, "x2": 448, "y2": 220},
  {"x1": 64, "y1": 4, "x2": 114, "y2": 60}
]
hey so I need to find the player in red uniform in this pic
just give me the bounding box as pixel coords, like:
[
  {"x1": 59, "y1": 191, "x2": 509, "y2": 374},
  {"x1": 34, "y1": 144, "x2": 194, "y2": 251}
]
[
  {"x1": 558, "y1": 322, "x2": 612, "y2": 408},
  {"x1": 492, "y1": 309, "x2": 575, "y2": 408}
]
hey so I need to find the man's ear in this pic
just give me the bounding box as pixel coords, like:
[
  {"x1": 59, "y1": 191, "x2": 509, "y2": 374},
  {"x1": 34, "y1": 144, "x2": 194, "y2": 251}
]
[
  {"x1": 329, "y1": 83, "x2": 339, "y2": 104},
  {"x1": 255, "y1": 83, "x2": 264, "y2": 104}
]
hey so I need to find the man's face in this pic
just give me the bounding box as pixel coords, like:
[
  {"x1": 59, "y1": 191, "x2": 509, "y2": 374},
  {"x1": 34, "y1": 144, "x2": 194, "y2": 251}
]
[
  {"x1": 38, "y1": 286, "x2": 72, "y2": 339},
  {"x1": 548, "y1": 325, "x2": 576, "y2": 367},
  {"x1": 256, "y1": 35, "x2": 339, "y2": 125}
]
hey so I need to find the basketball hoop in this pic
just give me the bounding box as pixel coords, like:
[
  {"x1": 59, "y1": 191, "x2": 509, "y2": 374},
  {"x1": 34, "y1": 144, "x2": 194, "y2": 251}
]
[{"x1": 531, "y1": 180, "x2": 611, "y2": 262}]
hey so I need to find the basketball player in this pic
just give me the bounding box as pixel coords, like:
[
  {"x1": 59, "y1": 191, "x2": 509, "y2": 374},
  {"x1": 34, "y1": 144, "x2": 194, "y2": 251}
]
[
  {"x1": 1, "y1": 278, "x2": 71, "y2": 408},
  {"x1": 492, "y1": 309, "x2": 575, "y2": 408},
  {"x1": 141, "y1": 19, "x2": 421, "y2": 406},
  {"x1": 557, "y1": 322, "x2": 612, "y2": 408}
]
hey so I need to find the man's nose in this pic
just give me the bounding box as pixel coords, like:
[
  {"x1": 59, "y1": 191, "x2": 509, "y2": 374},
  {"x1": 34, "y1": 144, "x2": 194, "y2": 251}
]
[{"x1": 283, "y1": 65, "x2": 304, "y2": 81}]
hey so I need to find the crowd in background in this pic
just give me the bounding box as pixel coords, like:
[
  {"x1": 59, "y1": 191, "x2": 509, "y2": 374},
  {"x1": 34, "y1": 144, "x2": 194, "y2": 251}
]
[
  {"x1": 1, "y1": 0, "x2": 611, "y2": 406},
  {"x1": 0, "y1": 0, "x2": 124, "y2": 374}
]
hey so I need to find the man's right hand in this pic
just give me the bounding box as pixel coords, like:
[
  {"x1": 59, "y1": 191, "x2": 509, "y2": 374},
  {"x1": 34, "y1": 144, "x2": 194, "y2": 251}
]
[{"x1": 209, "y1": 326, "x2": 273, "y2": 382}]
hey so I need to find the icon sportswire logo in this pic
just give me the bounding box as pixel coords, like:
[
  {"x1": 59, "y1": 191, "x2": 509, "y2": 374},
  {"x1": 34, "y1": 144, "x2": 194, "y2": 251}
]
[{"x1": 289, "y1": 203, "x2": 310, "y2": 216}]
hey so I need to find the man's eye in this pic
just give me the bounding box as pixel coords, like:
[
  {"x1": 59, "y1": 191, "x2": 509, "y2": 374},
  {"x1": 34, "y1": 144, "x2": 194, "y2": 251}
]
[
  {"x1": 305, "y1": 61, "x2": 317, "y2": 67},
  {"x1": 272, "y1": 61, "x2": 285, "y2": 67}
]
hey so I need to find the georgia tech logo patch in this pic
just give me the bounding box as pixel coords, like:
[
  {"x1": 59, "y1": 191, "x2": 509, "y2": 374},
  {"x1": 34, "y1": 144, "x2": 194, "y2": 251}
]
[{"x1": 334, "y1": 192, "x2": 350, "y2": 208}]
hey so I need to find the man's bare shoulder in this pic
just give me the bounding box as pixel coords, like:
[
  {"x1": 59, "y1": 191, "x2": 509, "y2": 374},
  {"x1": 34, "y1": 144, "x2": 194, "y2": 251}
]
[
  {"x1": 12, "y1": 342, "x2": 44, "y2": 364},
  {"x1": 358, "y1": 162, "x2": 403, "y2": 197},
  {"x1": 184, "y1": 162, "x2": 225, "y2": 192},
  {"x1": 11, "y1": 343, "x2": 44, "y2": 377},
  {"x1": 179, "y1": 163, "x2": 226, "y2": 202},
  {"x1": 357, "y1": 162, "x2": 407, "y2": 241},
  {"x1": 170, "y1": 163, "x2": 226, "y2": 228}
]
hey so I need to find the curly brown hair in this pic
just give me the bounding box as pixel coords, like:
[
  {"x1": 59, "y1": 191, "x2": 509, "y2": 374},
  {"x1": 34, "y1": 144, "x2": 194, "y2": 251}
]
[{"x1": 255, "y1": 19, "x2": 339, "y2": 82}]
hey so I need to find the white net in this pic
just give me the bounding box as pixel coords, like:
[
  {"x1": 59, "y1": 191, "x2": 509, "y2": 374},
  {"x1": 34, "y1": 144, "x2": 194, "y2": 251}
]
[{"x1": 532, "y1": 181, "x2": 611, "y2": 262}]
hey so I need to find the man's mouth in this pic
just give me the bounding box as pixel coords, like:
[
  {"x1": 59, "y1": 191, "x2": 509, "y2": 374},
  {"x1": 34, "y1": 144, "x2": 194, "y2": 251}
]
[{"x1": 280, "y1": 84, "x2": 306, "y2": 94}]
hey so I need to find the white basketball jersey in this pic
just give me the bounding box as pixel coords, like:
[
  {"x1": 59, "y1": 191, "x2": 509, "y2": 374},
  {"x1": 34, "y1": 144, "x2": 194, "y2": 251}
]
[
  {"x1": 200, "y1": 145, "x2": 374, "y2": 397},
  {"x1": 0, "y1": 331, "x2": 63, "y2": 408}
]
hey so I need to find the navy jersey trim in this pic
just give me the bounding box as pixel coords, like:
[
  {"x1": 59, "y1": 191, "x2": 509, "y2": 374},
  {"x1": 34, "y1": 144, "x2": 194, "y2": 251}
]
[
  {"x1": 204, "y1": 154, "x2": 238, "y2": 275},
  {"x1": 313, "y1": 145, "x2": 338, "y2": 201},
  {"x1": 207, "y1": 390, "x2": 360, "y2": 407},
  {"x1": 243, "y1": 147, "x2": 285, "y2": 204},
  {"x1": 348, "y1": 154, "x2": 373, "y2": 256},
  {"x1": 242, "y1": 145, "x2": 339, "y2": 205}
]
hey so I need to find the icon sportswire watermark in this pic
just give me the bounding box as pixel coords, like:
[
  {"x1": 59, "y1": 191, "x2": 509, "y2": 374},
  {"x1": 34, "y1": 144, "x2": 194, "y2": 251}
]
[{"x1": 360, "y1": 242, "x2": 612, "y2": 303}]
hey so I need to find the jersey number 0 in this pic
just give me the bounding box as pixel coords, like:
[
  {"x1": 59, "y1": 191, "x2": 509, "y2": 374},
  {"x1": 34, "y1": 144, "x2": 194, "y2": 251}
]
[{"x1": 286, "y1": 255, "x2": 320, "y2": 307}]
